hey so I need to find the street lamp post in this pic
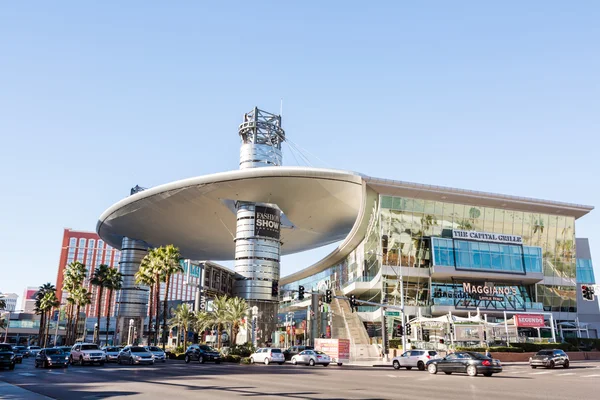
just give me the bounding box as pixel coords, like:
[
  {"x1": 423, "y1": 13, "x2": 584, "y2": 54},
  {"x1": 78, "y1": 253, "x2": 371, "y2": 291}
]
[
  {"x1": 1, "y1": 311, "x2": 10, "y2": 343},
  {"x1": 128, "y1": 319, "x2": 134, "y2": 345},
  {"x1": 251, "y1": 306, "x2": 258, "y2": 348},
  {"x1": 93, "y1": 323, "x2": 99, "y2": 345}
]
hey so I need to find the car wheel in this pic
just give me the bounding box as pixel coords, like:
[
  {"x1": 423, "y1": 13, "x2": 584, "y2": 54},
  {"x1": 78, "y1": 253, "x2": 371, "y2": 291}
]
[
  {"x1": 467, "y1": 365, "x2": 477, "y2": 377},
  {"x1": 79, "y1": 357, "x2": 84, "y2": 366},
  {"x1": 563, "y1": 360, "x2": 569, "y2": 368},
  {"x1": 417, "y1": 361, "x2": 425, "y2": 371},
  {"x1": 129, "y1": 358, "x2": 134, "y2": 365},
  {"x1": 531, "y1": 366, "x2": 536, "y2": 369},
  {"x1": 9, "y1": 363, "x2": 15, "y2": 370},
  {"x1": 323, "y1": 363, "x2": 329, "y2": 367},
  {"x1": 100, "y1": 361, "x2": 105, "y2": 366},
  {"x1": 444, "y1": 372, "x2": 452, "y2": 375},
  {"x1": 549, "y1": 361, "x2": 555, "y2": 369},
  {"x1": 118, "y1": 357, "x2": 122, "y2": 365},
  {"x1": 69, "y1": 356, "x2": 73, "y2": 365},
  {"x1": 198, "y1": 355, "x2": 205, "y2": 364},
  {"x1": 34, "y1": 361, "x2": 38, "y2": 368},
  {"x1": 309, "y1": 359, "x2": 315, "y2": 366},
  {"x1": 393, "y1": 360, "x2": 400, "y2": 370},
  {"x1": 291, "y1": 358, "x2": 297, "y2": 365},
  {"x1": 428, "y1": 364, "x2": 437, "y2": 374},
  {"x1": 483, "y1": 372, "x2": 493, "y2": 377},
  {"x1": 406, "y1": 367, "x2": 412, "y2": 370},
  {"x1": 184, "y1": 355, "x2": 190, "y2": 363},
  {"x1": 264, "y1": 358, "x2": 270, "y2": 365},
  {"x1": 337, "y1": 363, "x2": 343, "y2": 366},
  {"x1": 215, "y1": 360, "x2": 220, "y2": 365},
  {"x1": 278, "y1": 362, "x2": 283, "y2": 365}
]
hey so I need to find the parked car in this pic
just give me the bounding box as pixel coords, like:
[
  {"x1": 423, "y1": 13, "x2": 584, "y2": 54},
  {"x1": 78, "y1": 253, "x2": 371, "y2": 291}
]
[
  {"x1": 0, "y1": 343, "x2": 16, "y2": 370},
  {"x1": 250, "y1": 348, "x2": 285, "y2": 365},
  {"x1": 13, "y1": 346, "x2": 27, "y2": 359},
  {"x1": 35, "y1": 348, "x2": 69, "y2": 369},
  {"x1": 426, "y1": 351, "x2": 502, "y2": 377},
  {"x1": 291, "y1": 350, "x2": 331, "y2": 367},
  {"x1": 145, "y1": 346, "x2": 167, "y2": 363},
  {"x1": 283, "y1": 345, "x2": 314, "y2": 361},
  {"x1": 529, "y1": 349, "x2": 569, "y2": 369},
  {"x1": 11, "y1": 346, "x2": 24, "y2": 363},
  {"x1": 70, "y1": 343, "x2": 105, "y2": 366},
  {"x1": 118, "y1": 346, "x2": 154, "y2": 365},
  {"x1": 102, "y1": 346, "x2": 122, "y2": 363},
  {"x1": 392, "y1": 349, "x2": 439, "y2": 371},
  {"x1": 184, "y1": 344, "x2": 221, "y2": 364},
  {"x1": 26, "y1": 346, "x2": 41, "y2": 357}
]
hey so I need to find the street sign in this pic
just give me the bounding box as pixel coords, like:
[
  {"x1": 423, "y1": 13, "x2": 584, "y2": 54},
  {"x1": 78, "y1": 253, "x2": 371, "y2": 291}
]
[{"x1": 385, "y1": 311, "x2": 400, "y2": 317}]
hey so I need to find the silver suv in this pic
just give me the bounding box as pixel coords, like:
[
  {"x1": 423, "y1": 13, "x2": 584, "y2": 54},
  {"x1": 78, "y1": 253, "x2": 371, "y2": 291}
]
[
  {"x1": 70, "y1": 343, "x2": 105, "y2": 366},
  {"x1": 393, "y1": 349, "x2": 439, "y2": 371},
  {"x1": 529, "y1": 349, "x2": 569, "y2": 369}
]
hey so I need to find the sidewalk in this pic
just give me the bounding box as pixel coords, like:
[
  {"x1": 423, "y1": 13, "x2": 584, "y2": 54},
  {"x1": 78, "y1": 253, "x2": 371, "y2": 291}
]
[{"x1": 0, "y1": 382, "x2": 53, "y2": 399}]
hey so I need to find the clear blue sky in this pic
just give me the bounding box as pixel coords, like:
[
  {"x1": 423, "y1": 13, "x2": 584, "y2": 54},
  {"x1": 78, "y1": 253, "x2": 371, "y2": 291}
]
[{"x1": 1, "y1": 1, "x2": 599, "y2": 298}]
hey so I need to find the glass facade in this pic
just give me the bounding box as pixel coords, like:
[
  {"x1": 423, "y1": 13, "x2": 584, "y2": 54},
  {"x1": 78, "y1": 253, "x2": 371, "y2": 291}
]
[
  {"x1": 576, "y1": 258, "x2": 596, "y2": 284},
  {"x1": 431, "y1": 238, "x2": 542, "y2": 274}
]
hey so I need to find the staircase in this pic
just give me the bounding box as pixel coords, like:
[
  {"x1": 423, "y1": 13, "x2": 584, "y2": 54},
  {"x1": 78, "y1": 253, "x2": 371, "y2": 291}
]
[{"x1": 331, "y1": 289, "x2": 381, "y2": 362}]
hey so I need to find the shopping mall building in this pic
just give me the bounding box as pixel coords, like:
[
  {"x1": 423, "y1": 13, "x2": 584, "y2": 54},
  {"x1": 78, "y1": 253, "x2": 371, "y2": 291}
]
[{"x1": 97, "y1": 107, "x2": 598, "y2": 352}]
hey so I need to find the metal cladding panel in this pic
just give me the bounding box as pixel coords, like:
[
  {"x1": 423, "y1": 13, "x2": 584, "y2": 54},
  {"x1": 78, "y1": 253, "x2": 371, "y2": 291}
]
[
  {"x1": 234, "y1": 280, "x2": 277, "y2": 301},
  {"x1": 239, "y1": 143, "x2": 282, "y2": 169},
  {"x1": 118, "y1": 238, "x2": 149, "y2": 317}
]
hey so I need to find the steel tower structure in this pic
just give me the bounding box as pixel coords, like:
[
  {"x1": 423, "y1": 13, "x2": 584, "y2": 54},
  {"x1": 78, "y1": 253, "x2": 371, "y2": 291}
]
[{"x1": 234, "y1": 107, "x2": 285, "y2": 345}]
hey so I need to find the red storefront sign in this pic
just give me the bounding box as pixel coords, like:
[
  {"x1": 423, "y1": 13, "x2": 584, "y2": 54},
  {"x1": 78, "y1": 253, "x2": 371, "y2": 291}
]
[{"x1": 515, "y1": 314, "x2": 545, "y2": 328}]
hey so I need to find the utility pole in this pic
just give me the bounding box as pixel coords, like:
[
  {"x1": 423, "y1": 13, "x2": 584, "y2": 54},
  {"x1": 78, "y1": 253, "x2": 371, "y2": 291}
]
[{"x1": 310, "y1": 292, "x2": 319, "y2": 346}]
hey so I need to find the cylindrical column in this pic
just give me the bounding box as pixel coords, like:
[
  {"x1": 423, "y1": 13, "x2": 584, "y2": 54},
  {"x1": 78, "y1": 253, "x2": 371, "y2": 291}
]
[{"x1": 117, "y1": 238, "x2": 149, "y2": 345}]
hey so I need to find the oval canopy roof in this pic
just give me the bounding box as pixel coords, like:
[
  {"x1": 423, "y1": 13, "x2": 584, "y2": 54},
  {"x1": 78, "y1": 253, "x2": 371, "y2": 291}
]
[{"x1": 97, "y1": 167, "x2": 365, "y2": 260}]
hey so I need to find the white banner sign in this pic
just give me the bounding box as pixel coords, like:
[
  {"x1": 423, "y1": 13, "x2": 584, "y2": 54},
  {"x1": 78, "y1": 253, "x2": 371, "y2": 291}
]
[{"x1": 452, "y1": 229, "x2": 522, "y2": 245}]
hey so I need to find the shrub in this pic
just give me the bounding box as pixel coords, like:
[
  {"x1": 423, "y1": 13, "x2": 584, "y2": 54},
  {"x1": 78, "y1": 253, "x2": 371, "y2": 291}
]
[
  {"x1": 230, "y1": 343, "x2": 256, "y2": 357},
  {"x1": 508, "y1": 342, "x2": 577, "y2": 352},
  {"x1": 222, "y1": 355, "x2": 242, "y2": 363},
  {"x1": 240, "y1": 357, "x2": 252, "y2": 364},
  {"x1": 389, "y1": 339, "x2": 402, "y2": 349}
]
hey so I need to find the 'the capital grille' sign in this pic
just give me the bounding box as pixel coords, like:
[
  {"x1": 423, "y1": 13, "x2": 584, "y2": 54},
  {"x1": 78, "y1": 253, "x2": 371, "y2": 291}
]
[
  {"x1": 452, "y1": 229, "x2": 523, "y2": 245},
  {"x1": 254, "y1": 206, "x2": 281, "y2": 239}
]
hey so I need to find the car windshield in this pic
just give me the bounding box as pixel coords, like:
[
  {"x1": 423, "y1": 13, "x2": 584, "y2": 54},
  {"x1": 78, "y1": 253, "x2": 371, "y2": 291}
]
[
  {"x1": 45, "y1": 349, "x2": 64, "y2": 355},
  {"x1": 81, "y1": 345, "x2": 99, "y2": 350},
  {"x1": 131, "y1": 347, "x2": 148, "y2": 353},
  {"x1": 315, "y1": 351, "x2": 326, "y2": 355},
  {"x1": 270, "y1": 349, "x2": 282, "y2": 353},
  {"x1": 29, "y1": 346, "x2": 40, "y2": 350},
  {"x1": 0, "y1": 345, "x2": 12, "y2": 351},
  {"x1": 59, "y1": 347, "x2": 71, "y2": 351},
  {"x1": 106, "y1": 347, "x2": 120, "y2": 352},
  {"x1": 199, "y1": 345, "x2": 217, "y2": 352},
  {"x1": 536, "y1": 350, "x2": 554, "y2": 356},
  {"x1": 147, "y1": 346, "x2": 162, "y2": 352}
]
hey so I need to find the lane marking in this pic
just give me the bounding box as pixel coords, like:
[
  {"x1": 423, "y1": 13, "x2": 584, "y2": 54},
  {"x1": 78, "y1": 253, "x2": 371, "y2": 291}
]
[
  {"x1": 583, "y1": 374, "x2": 600, "y2": 378},
  {"x1": 530, "y1": 371, "x2": 551, "y2": 375},
  {"x1": 18, "y1": 372, "x2": 36, "y2": 377},
  {"x1": 72, "y1": 369, "x2": 92, "y2": 373},
  {"x1": 47, "y1": 371, "x2": 65, "y2": 375},
  {"x1": 557, "y1": 373, "x2": 575, "y2": 376}
]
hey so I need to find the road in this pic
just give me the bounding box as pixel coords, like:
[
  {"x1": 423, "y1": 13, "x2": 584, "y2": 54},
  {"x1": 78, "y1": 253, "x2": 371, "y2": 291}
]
[{"x1": 1, "y1": 357, "x2": 599, "y2": 399}]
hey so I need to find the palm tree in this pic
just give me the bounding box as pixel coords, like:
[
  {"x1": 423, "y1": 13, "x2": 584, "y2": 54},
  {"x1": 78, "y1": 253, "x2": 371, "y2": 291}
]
[
  {"x1": 0, "y1": 297, "x2": 6, "y2": 310},
  {"x1": 212, "y1": 295, "x2": 230, "y2": 349},
  {"x1": 90, "y1": 264, "x2": 111, "y2": 344},
  {"x1": 40, "y1": 291, "x2": 60, "y2": 348},
  {"x1": 62, "y1": 261, "x2": 87, "y2": 345},
  {"x1": 194, "y1": 311, "x2": 215, "y2": 343},
  {"x1": 105, "y1": 268, "x2": 123, "y2": 345},
  {"x1": 140, "y1": 248, "x2": 165, "y2": 346},
  {"x1": 72, "y1": 287, "x2": 92, "y2": 343},
  {"x1": 168, "y1": 303, "x2": 196, "y2": 350},
  {"x1": 35, "y1": 283, "x2": 56, "y2": 346},
  {"x1": 158, "y1": 245, "x2": 182, "y2": 350},
  {"x1": 226, "y1": 297, "x2": 249, "y2": 346},
  {"x1": 136, "y1": 257, "x2": 158, "y2": 345}
]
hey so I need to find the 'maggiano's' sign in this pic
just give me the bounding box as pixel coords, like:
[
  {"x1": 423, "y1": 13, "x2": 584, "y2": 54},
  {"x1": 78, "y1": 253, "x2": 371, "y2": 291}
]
[{"x1": 452, "y1": 229, "x2": 523, "y2": 245}]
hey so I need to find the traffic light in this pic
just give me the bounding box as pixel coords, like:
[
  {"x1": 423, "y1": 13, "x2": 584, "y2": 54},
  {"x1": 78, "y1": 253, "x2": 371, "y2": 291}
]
[
  {"x1": 406, "y1": 324, "x2": 412, "y2": 336},
  {"x1": 349, "y1": 295, "x2": 357, "y2": 312},
  {"x1": 582, "y1": 285, "x2": 595, "y2": 301},
  {"x1": 439, "y1": 339, "x2": 445, "y2": 344},
  {"x1": 395, "y1": 324, "x2": 403, "y2": 337},
  {"x1": 325, "y1": 289, "x2": 332, "y2": 304},
  {"x1": 271, "y1": 280, "x2": 279, "y2": 297},
  {"x1": 298, "y1": 286, "x2": 305, "y2": 300},
  {"x1": 449, "y1": 324, "x2": 454, "y2": 334}
]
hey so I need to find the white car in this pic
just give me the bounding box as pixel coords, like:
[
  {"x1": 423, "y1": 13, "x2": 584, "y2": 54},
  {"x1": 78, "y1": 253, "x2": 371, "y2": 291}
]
[
  {"x1": 250, "y1": 348, "x2": 285, "y2": 365},
  {"x1": 392, "y1": 350, "x2": 439, "y2": 371},
  {"x1": 70, "y1": 343, "x2": 105, "y2": 366},
  {"x1": 145, "y1": 346, "x2": 167, "y2": 362},
  {"x1": 291, "y1": 350, "x2": 331, "y2": 366}
]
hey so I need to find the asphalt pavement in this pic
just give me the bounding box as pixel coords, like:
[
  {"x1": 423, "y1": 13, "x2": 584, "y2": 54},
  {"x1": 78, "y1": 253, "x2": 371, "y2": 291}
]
[{"x1": 1, "y1": 357, "x2": 599, "y2": 399}]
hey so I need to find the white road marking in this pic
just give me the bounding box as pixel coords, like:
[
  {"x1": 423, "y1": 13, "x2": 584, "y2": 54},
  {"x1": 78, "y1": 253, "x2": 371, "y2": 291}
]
[
  {"x1": 583, "y1": 374, "x2": 600, "y2": 378},
  {"x1": 530, "y1": 371, "x2": 551, "y2": 375},
  {"x1": 557, "y1": 373, "x2": 575, "y2": 376},
  {"x1": 72, "y1": 369, "x2": 92, "y2": 373},
  {"x1": 386, "y1": 374, "x2": 397, "y2": 378},
  {"x1": 47, "y1": 371, "x2": 65, "y2": 375},
  {"x1": 18, "y1": 373, "x2": 36, "y2": 377},
  {"x1": 506, "y1": 370, "x2": 521, "y2": 374}
]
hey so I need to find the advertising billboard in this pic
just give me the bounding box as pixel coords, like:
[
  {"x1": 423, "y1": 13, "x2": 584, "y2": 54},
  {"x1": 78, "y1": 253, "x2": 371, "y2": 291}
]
[
  {"x1": 254, "y1": 206, "x2": 281, "y2": 239},
  {"x1": 514, "y1": 314, "x2": 545, "y2": 328}
]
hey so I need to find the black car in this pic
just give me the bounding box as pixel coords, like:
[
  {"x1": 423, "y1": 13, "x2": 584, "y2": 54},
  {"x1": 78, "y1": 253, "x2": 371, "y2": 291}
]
[
  {"x1": 184, "y1": 344, "x2": 221, "y2": 364},
  {"x1": 11, "y1": 346, "x2": 24, "y2": 363},
  {"x1": 283, "y1": 345, "x2": 314, "y2": 361},
  {"x1": 426, "y1": 351, "x2": 502, "y2": 377},
  {"x1": 35, "y1": 348, "x2": 69, "y2": 369},
  {"x1": 0, "y1": 343, "x2": 16, "y2": 370}
]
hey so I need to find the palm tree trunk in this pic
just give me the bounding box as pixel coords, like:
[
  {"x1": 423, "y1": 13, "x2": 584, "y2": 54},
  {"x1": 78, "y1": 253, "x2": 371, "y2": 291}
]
[
  {"x1": 217, "y1": 323, "x2": 222, "y2": 349},
  {"x1": 74, "y1": 304, "x2": 81, "y2": 344},
  {"x1": 38, "y1": 312, "x2": 45, "y2": 346},
  {"x1": 96, "y1": 287, "x2": 104, "y2": 345},
  {"x1": 162, "y1": 274, "x2": 171, "y2": 351},
  {"x1": 66, "y1": 304, "x2": 74, "y2": 345},
  {"x1": 183, "y1": 326, "x2": 187, "y2": 351},
  {"x1": 105, "y1": 289, "x2": 112, "y2": 345},
  {"x1": 154, "y1": 274, "x2": 160, "y2": 346},
  {"x1": 44, "y1": 310, "x2": 51, "y2": 348},
  {"x1": 147, "y1": 285, "x2": 154, "y2": 346}
]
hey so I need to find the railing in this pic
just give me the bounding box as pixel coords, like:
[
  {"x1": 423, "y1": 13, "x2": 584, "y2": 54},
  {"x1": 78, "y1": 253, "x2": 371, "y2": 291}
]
[{"x1": 432, "y1": 297, "x2": 544, "y2": 311}]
